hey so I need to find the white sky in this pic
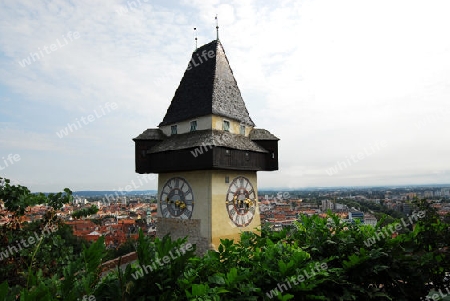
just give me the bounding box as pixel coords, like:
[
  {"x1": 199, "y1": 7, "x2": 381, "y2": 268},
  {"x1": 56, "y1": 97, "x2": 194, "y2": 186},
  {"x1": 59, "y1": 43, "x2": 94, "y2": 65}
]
[{"x1": 0, "y1": 0, "x2": 449, "y2": 192}]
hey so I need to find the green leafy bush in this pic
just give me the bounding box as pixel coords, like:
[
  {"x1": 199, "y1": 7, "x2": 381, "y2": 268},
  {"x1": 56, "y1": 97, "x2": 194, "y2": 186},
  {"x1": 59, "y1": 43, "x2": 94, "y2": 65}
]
[{"x1": 1, "y1": 178, "x2": 449, "y2": 300}]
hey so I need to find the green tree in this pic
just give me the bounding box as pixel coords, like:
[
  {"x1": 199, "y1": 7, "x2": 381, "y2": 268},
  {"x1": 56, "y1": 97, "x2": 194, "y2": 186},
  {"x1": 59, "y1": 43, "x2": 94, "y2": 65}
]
[
  {"x1": 71, "y1": 205, "x2": 99, "y2": 219},
  {"x1": 0, "y1": 178, "x2": 91, "y2": 294}
]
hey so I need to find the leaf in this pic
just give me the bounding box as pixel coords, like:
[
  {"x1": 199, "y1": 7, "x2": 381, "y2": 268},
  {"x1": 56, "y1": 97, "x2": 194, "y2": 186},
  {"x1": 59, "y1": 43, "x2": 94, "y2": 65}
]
[
  {"x1": 226, "y1": 268, "x2": 238, "y2": 285},
  {"x1": 277, "y1": 293, "x2": 294, "y2": 301},
  {"x1": 278, "y1": 260, "x2": 287, "y2": 274},
  {"x1": 0, "y1": 281, "x2": 9, "y2": 301},
  {"x1": 208, "y1": 274, "x2": 225, "y2": 285},
  {"x1": 191, "y1": 283, "x2": 208, "y2": 296}
]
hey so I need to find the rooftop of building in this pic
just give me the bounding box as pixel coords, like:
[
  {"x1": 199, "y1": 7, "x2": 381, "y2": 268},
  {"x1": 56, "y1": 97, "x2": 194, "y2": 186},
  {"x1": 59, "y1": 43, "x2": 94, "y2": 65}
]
[
  {"x1": 147, "y1": 129, "x2": 268, "y2": 154},
  {"x1": 158, "y1": 40, "x2": 255, "y2": 127}
]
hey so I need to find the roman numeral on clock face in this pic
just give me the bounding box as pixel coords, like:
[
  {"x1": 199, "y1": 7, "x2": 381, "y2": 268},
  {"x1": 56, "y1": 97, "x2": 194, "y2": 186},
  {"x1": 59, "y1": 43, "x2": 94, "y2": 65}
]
[
  {"x1": 184, "y1": 188, "x2": 192, "y2": 199},
  {"x1": 244, "y1": 181, "x2": 250, "y2": 190},
  {"x1": 235, "y1": 214, "x2": 248, "y2": 226},
  {"x1": 243, "y1": 214, "x2": 249, "y2": 225},
  {"x1": 162, "y1": 207, "x2": 169, "y2": 217},
  {"x1": 163, "y1": 186, "x2": 171, "y2": 195},
  {"x1": 234, "y1": 214, "x2": 240, "y2": 225},
  {"x1": 228, "y1": 206, "x2": 236, "y2": 217}
]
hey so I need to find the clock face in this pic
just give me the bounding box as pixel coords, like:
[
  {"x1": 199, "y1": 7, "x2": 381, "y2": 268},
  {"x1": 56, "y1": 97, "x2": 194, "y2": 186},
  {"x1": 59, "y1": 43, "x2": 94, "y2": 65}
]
[
  {"x1": 226, "y1": 176, "x2": 257, "y2": 227},
  {"x1": 159, "y1": 177, "x2": 194, "y2": 219}
]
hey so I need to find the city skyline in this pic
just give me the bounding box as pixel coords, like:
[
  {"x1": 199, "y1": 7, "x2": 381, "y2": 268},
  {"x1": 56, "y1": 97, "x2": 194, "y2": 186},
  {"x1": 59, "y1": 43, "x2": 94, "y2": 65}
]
[{"x1": 1, "y1": 0, "x2": 449, "y2": 192}]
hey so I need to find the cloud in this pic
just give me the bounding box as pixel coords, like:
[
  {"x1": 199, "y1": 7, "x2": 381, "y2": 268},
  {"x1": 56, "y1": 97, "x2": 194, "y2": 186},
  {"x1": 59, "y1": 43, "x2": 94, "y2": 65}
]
[
  {"x1": 0, "y1": 0, "x2": 449, "y2": 191},
  {"x1": 0, "y1": 128, "x2": 64, "y2": 152}
]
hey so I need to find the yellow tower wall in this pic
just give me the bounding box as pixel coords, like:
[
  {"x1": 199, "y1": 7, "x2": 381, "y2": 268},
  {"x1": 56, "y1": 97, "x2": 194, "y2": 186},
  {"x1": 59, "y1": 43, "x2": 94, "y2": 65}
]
[
  {"x1": 211, "y1": 115, "x2": 253, "y2": 136},
  {"x1": 158, "y1": 171, "x2": 212, "y2": 240},
  {"x1": 157, "y1": 170, "x2": 260, "y2": 253},
  {"x1": 210, "y1": 170, "x2": 260, "y2": 248}
]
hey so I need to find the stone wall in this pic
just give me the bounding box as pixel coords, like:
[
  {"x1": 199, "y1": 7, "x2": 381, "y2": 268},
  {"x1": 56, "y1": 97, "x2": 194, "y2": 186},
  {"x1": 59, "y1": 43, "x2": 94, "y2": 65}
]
[{"x1": 156, "y1": 217, "x2": 212, "y2": 255}]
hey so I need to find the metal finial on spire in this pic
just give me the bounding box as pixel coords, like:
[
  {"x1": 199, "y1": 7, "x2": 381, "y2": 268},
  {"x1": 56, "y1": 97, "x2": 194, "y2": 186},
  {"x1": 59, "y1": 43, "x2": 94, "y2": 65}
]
[
  {"x1": 194, "y1": 27, "x2": 198, "y2": 50},
  {"x1": 215, "y1": 15, "x2": 219, "y2": 40}
]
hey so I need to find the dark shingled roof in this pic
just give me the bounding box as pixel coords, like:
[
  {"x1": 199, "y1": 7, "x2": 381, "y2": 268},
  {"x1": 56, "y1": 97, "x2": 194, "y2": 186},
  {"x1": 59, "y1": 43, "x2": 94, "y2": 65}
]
[
  {"x1": 148, "y1": 130, "x2": 267, "y2": 154},
  {"x1": 249, "y1": 129, "x2": 279, "y2": 140},
  {"x1": 159, "y1": 40, "x2": 255, "y2": 127},
  {"x1": 133, "y1": 129, "x2": 166, "y2": 140}
]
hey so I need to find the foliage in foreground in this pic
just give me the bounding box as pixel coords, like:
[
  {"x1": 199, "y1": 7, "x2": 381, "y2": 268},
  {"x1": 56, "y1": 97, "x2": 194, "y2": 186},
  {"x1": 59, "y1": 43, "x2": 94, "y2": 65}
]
[{"x1": 1, "y1": 178, "x2": 450, "y2": 300}]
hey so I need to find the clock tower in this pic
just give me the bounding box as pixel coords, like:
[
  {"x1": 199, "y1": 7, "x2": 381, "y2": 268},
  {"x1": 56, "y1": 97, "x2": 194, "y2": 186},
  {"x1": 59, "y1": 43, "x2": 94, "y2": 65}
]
[{"x1": 133, "y1": 39, "x2": 279, "y2": 254}]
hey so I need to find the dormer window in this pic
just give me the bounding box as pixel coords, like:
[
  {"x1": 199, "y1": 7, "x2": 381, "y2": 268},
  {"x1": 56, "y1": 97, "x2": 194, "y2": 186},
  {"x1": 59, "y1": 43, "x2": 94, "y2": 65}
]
[
  {"x1": 190, "y1": 120, "x2": 197, "y2": 132},
  {"x1": 240, "y1": 124, "x2": 245, "y2": 135},
  {"x1": 223, "y1": 120, "x2": 230, "y2": 132},
  {"x1": 171, "y1": 125, "x2": 177, "y2": 135}
]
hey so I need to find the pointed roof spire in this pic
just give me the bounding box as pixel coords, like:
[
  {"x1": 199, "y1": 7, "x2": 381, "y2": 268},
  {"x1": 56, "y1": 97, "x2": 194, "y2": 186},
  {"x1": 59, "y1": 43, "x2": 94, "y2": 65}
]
[
  {"x1": 194, "y1": 27, "x2": 198, "y2": 50},
  {"x1": 159, "y1": 40, "x2": 255, "y2": 127},
  {"x1": 215, "y1": 15, "x2": 219, "y2": 40}
]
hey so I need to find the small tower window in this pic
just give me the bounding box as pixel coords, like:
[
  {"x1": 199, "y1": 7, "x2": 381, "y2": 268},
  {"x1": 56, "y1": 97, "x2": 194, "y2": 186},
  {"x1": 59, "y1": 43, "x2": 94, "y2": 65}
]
[
  {"x1": 190, "y1": 120, "x2": 197, "y2": 132},
  {"x1": 223, "y1": 120, "x2": 230, "y2": 132},
  {"x1": 171, "y1": 125, "x2": 177, "y2": 135},
  {"x1": 240, "y1": 124, "x2": 245, "y2": 135}
]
